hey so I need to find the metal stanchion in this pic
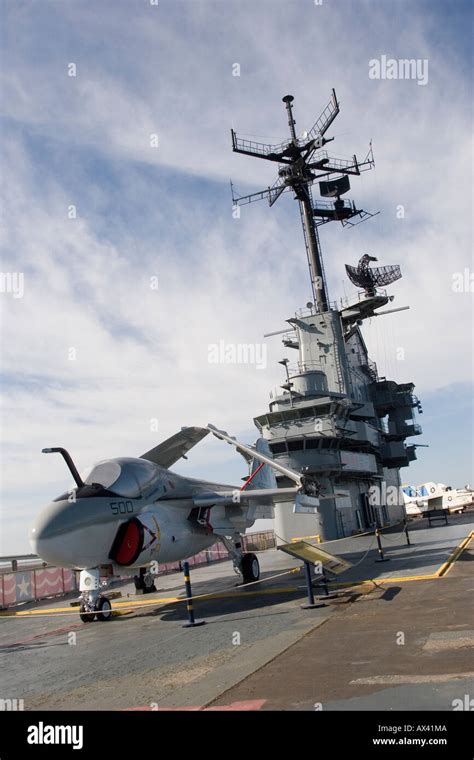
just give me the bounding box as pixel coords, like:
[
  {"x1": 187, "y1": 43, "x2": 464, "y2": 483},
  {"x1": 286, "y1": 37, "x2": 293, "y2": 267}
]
[
  {"x1": 182, "y1": 561, "x2": 205, "y2": 628},
  {"x1": 403, "y1": 518, "x2": 411, "y2": 546},
  {"x1": 375, "y1": 527, "x2": 390, "y2": 563},
  {"x1": 301, "y1": 562, "x2": 326, "y2": 609}
]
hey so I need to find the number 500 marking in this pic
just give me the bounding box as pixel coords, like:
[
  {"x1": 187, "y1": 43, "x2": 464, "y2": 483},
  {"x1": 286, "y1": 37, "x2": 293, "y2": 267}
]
[{"x1": 109, "y1": 501, "x2": 134, "y2": 515}]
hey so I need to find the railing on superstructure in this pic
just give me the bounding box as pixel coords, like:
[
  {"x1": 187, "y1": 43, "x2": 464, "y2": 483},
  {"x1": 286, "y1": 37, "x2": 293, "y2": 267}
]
[
  {"x1": 358, "y1": 355, "x2": 379, "y2": 382},
  {"x1": 338, "y1": 288, "x2": 389, "y2": 309}
]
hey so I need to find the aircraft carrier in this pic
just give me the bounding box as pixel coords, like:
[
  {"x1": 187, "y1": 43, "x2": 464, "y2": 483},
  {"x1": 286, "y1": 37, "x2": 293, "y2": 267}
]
[{"x1": 5, "y1": 90, "x2": 473, "y2": 720}]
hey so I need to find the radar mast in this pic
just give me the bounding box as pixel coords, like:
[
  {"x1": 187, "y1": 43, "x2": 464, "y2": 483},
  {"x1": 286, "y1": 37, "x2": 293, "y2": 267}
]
[{"x1": 231, "y1": 90, "x2": 377, "y2": 312}]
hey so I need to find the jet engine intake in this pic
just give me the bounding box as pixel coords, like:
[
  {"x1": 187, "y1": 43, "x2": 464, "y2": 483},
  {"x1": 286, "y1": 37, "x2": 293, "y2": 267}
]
[{"x1": 109, "y1": 514, "x2": 161, "y2": 566}]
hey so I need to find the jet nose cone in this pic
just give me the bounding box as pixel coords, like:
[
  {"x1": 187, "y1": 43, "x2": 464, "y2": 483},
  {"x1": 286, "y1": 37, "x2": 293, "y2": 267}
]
[
  {"x1": 30, "y1": 500, "x2": 74, "y2": 566},
  {"x1": 29, "y1": 524, "x2": 53, "y2": 562},
  {"x1": 29, "y1": 528, "x2": 49, "y2": 564}
]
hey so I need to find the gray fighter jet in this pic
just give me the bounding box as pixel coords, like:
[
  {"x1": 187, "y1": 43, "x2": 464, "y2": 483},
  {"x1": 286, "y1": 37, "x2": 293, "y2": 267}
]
[{"x1": 30, "y1": 425, "x2": 322, "y2": 622}]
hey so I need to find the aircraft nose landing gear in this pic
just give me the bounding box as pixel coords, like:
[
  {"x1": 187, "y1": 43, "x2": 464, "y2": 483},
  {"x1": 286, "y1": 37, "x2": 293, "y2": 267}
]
[
  {"x1": 79, "y1": 596, "x2": 112, "y2": 623},
  {"x1": 78, "y1": 569, "x2": 113, "y2": 623}
]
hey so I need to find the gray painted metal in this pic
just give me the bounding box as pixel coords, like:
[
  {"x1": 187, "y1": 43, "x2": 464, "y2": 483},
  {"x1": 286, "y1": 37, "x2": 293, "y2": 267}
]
[{"x1": 229, "y1": 91, "x2": 423, "y2": 543}]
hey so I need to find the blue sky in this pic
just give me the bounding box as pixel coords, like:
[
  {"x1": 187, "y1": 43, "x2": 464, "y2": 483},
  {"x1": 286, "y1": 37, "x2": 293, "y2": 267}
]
[{"x1": 1, "y1": 0, "x2": 472, "y2": 553}]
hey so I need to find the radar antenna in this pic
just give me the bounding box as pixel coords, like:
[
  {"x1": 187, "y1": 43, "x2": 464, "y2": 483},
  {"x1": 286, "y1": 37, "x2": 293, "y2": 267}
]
[
  {"x1": 230, "y1": 90, "x2": 378, "y2": 312},
  {"x1": 345, "y1": 254, "x2": 402, "y2": 297}
]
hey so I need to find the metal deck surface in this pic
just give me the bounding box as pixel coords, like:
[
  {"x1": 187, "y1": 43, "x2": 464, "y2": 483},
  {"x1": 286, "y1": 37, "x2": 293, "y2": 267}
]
[{"x1": 1, "y1": 514, "x2": 473, "y2": 711}]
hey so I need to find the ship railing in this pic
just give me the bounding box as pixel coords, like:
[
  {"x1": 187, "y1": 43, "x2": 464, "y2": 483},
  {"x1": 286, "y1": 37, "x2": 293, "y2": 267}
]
[
  {"x1": 282, "y1": 331, "x2": 299, "y2": 345},
  {"x1": 312, "y1": 148, "x2": 329, "y2": 162},
  {"x1": 312, "y1": 197, "x2": 354, "y2": 213},
  {"x1": 311, "y1": 149, "x2": 360, "y2": 174},
  {"x1": 269, "y1": 386, "x2": 290, "y2": 401},
  {"x1": 295, "y1": 301, "x2": 338, "y2": 318},
  {"x1": 286, "y1": 360, "x2": 326, "y2": 376},
  {"x1": 232, "y1": 134, "x2": 291, "y2": 157},
  {"x1": 359, "y1": 356, "x2": 378, "y2": 382},
  {"x1": 297, "y1": 360, "x2": 324, "y2": 373},
  {"x1": 339, "y1": 288, "x2": 388, "y2": 309}
]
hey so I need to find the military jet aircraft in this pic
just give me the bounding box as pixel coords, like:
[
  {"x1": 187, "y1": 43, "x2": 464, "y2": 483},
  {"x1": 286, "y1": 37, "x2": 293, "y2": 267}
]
[{"x1": 30, "y1": 424, "x2": 324, "y2": 622}]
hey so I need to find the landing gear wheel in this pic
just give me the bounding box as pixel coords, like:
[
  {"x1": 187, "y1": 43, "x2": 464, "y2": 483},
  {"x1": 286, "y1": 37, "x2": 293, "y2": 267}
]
[
  {"x1": 96, "y1": 597, "x2": 112, "y2": 622},
  {"x1": 241, "y1": 553, "x2": 260, "y2": 584},
  {"x1": 79, "y1": 601, "x2": 95, "y2": 623},
  {"x1": 134, "y1": 568, "x2": 157, "y2": 594},
  {"x1": 143, "y1": 575, "x2": 156, "y2": 594}
]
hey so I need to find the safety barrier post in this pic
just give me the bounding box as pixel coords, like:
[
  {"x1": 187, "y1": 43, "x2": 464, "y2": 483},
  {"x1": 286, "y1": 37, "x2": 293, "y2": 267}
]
[
  {"x1": 403, "y1": 518, "x2": 411, "y2": 546},
  {"x1": 182, "y1": 561, "x2": 206, "y2": 628},
  {"x1": 301, "y1": 562, "x2": 326, "y2": 609},
  {"x1": 375, "y1": 528, "x2": 390, "y2": 563}
]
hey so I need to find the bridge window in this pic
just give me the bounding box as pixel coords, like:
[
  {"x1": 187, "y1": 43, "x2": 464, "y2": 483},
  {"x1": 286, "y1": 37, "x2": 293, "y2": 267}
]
[{"x1": 269, "y1": 442, "x2": 287, "y2": 454}]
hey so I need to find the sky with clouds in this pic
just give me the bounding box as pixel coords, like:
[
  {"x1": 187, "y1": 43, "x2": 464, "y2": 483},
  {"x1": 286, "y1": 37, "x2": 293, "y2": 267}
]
[{"x1": 1, "y1": 0, "x2": 472, "y2": 554}]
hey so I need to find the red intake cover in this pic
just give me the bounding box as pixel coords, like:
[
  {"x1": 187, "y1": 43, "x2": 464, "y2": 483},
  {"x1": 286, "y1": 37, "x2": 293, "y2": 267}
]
[{"x1": 109, "y1": 518, "x2": 144, "y2": 566}]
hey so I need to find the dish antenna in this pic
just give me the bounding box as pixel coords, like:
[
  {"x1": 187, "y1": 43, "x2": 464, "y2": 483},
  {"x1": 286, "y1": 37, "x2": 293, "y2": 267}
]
[{"x1": 345, "y1": 254, "x2": 402, "y2": 297}]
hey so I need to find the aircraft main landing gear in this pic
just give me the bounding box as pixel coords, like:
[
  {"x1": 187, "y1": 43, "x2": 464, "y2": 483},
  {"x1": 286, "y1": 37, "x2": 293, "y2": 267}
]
[
  {"x1": 134, "y1": 567, "x2": 157, "y2": 594},
  {"x1": 220, "y1": 536, "x2": 260, "y2": 584},
  {"x1": 241, "y1": 552, "x2": 260, "y2": 583}
]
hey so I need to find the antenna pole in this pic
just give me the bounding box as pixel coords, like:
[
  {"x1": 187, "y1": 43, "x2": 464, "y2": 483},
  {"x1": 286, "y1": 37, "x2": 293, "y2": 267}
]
[
  {"x1": 282, "y1": 94, "x2": 298, "y2": 141},
  {"x1": 298, "y1": 188, "x2": 329, "y2": 311},
  {"x1": 231, "y1": 89, "x2": 376, "y2": 313},
  {"x1": 282, "y1": 95, "x2": 328, "y2": 311}
]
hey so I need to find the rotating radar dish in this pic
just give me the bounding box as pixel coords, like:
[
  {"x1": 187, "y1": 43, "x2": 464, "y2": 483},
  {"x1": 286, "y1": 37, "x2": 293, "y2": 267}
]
[{"x1": 345, "y1": 254, "x2": 401, "y2": 296}]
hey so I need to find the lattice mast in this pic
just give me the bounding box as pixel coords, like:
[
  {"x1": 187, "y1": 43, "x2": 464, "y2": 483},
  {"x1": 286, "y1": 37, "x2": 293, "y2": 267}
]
[{"x1": 231, "y1": 90, "x2": 376, "y2": 313}]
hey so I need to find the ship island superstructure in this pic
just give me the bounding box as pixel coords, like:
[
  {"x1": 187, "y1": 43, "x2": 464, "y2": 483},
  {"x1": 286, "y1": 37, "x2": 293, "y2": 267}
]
[{"x1": 231, "y1": 90, "x2": 423, "y2": 541}]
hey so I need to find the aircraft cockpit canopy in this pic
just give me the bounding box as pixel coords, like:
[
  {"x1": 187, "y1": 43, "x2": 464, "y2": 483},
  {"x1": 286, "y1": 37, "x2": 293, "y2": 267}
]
[
  {"x1": 53, "y1": 457, "x2": 161, "y2": 501},
  {"x1": 81, "y1": 458, "x2": 160, "y2": 498}
]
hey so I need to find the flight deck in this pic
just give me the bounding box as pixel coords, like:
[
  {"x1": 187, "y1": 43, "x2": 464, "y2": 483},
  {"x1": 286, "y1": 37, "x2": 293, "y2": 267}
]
[{"x1": 1, "y1": 514, "x2": 473, "y2": 712}]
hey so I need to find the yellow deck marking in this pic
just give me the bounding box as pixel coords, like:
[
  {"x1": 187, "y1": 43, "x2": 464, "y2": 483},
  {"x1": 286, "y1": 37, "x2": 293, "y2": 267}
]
[
  {"x1": 0, "y1": 586, "x2": 300, "y2": 617},
  {"x1": 330, "y1": 530, "x2": 474, "y2": 587}
]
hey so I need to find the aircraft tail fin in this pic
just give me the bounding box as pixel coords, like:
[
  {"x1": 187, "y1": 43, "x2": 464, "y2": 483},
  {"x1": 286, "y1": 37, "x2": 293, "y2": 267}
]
[{"x1": 242, "y1": 439, "x2": 277, "y2": 491}]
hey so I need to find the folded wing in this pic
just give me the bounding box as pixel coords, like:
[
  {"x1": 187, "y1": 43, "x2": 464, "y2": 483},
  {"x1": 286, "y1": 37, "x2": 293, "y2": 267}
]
[
  {"x1": 140, "y1": 426, "x2": 209, "y2": 469},
  {"x1": 207, "y1": 423, "x2": 303, "y2": 486}
]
